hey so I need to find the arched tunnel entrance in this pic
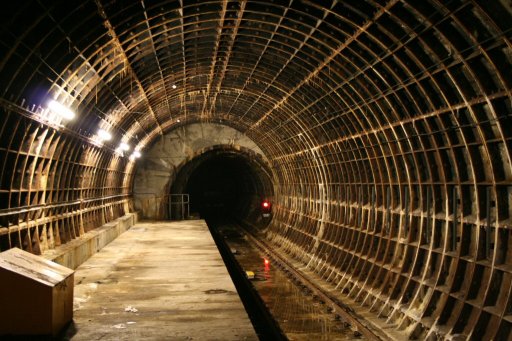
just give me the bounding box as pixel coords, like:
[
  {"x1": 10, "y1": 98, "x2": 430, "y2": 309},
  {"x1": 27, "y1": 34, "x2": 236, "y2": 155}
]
[
  {"x1": 2, "y1": 1, "x2": 512, "y2": 339},
  {"x1": 169, "y1": 146, "x2": 274, "y2": 225}
]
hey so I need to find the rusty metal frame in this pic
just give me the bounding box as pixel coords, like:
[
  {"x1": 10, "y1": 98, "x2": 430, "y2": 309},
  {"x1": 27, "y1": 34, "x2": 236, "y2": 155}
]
[{"x1": 0, "y1": 1, "x2": 511, "y2": 339}]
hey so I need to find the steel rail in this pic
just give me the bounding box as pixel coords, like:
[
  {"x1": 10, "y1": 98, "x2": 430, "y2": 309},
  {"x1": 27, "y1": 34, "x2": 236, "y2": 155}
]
[{"x1": 238, "y1": 221, "x2": 392, "y2": 341}]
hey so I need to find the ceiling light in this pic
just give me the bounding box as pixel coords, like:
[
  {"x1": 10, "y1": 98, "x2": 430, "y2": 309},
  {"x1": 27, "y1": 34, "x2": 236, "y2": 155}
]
[
  {"x1": 97, "y1": 129, "x2": 112, "y2": 141},
  {"x1": 48, "y1": 100, "x2": 75, "y2": 120},
  {"x1": 132, "y1": 150, "x2": 141, "y2": 158},
  {"x1": 119, "y1": 142, "x2": 130, "y2": 151},
  {"x1": 172, "y1": 84, "x2": 177, "y2": 89}
]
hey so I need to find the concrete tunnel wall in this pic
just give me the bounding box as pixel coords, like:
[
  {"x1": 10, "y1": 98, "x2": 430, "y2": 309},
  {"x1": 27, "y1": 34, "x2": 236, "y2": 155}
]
[
  {"x1": 132, "y1": 122, "x2": 266, "y2": 219},
  {"x1": 166, "y1": 145, "x2": 274, "y2": 223},
  {"x1": 0, "y1": 1, "x2": 511, "y2": 339}
]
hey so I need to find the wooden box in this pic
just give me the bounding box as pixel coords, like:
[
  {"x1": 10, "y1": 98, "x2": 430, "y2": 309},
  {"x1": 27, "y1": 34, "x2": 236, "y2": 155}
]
[{"x1": 0, "y1": 247, "x2": 74, "y2": 336}]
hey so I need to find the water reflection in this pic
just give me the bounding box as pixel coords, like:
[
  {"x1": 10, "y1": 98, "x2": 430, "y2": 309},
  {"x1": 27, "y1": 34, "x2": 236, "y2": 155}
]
[{"x1": 220, "y1": 226, "x2": 363, "y2": 341}]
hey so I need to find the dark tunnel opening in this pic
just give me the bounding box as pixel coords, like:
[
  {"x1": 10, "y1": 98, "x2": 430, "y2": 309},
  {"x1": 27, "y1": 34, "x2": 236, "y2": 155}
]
[
  {"x1": 169, "y1": 148, "x2": 274, "y2": 226},
  {"x1": 186, "y1": 156, "x2": 247, "y2": 217}
]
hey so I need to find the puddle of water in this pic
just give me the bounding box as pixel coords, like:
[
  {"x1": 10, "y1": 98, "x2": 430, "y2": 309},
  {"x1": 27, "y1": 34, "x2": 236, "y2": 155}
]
[
  {"x1": 219, "y1": 226, "x2": 363, "y2": 341},
  {"x1": 204, "y1": 289, "x2": 230, "y2": 294}
]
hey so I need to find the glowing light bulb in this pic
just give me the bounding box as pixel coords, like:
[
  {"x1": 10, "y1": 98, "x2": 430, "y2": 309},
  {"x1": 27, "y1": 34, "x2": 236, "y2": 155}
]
[
  {"x1": 97, "y1": 129, "x2": 112, "y2": 141},
  {"x1": 48, "y1": 100, "x2": 75, "y2": 120}
]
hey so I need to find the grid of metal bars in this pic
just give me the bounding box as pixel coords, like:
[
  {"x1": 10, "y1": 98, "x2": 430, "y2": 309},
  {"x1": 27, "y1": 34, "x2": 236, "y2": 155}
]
[
  {"x1": 0, "y1": 105, "x2": 131, "y2": 254},
  {"x1": 0, "y1": 0, "x2": 511, "y2": 339}
]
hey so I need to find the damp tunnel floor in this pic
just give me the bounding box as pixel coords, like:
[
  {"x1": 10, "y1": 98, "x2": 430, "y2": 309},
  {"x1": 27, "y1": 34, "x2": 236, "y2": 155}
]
[
  {"x1": 61, "y1": 220, "x2": 258, "y2": 341},
  {"x1": 210, "y1": 220, "x2": 365, "y2": 341},
  {"x1": 59, "y1": 219, "x2": 372, "y2": 341}
]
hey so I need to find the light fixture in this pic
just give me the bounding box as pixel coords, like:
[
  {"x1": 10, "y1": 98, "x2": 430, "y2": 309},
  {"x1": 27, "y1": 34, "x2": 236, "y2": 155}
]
[
  {"x1": 48, "y1": 100, "x2": 75, "y2": 120},
  {"x1": 172, "y1": 84, "x2": 177, "y2": 89},
  {"x1": 177, "y1": 119, "x2": 181, "y2": 123},
  {"x1": 132, "y1": 150, "x2": 141, "y2": 158},
  {"x1": 119, "y1": 142, "x2": 130, "y2": 151},
  {"x1": 97, "y1": 129, "x2": 112, "y2": 141}
]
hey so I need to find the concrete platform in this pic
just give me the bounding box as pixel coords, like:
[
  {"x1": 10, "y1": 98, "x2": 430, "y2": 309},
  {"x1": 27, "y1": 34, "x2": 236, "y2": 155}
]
[
  {"x1": 63, "y1": 220, "x2": 257, "y2": 340},
  {"x1": 44, "y1": 213, "x2": 138, "y2": 270}
]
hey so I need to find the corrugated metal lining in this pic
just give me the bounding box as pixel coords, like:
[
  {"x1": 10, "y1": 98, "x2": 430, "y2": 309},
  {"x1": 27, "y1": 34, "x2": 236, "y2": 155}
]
[{"x1": 0, "y1": 0, "x2": 511, "y2": 338}]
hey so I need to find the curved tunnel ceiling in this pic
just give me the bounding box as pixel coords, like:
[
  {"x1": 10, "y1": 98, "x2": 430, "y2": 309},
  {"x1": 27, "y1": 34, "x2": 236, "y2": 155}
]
[
  {"x1": 1, "y1": 1, "x2": 512, "y2": 339},
  {"x1": 3, "y1": 0, "x2": 509, "y2": 154}
]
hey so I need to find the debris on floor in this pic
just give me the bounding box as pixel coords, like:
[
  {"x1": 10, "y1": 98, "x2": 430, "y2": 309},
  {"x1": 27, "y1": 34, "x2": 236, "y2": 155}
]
[{"x1": 124, "y1": 306, "x2": 138, "y2": 313}]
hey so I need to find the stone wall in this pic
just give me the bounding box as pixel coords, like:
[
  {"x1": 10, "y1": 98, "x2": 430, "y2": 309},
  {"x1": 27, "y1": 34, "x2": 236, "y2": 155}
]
[{"x1": 133, "y1": 123, "x2": 265, "y2": 219}]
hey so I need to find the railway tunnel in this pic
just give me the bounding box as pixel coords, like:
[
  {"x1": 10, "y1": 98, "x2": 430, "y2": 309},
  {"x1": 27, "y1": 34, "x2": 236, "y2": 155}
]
[{"x1": 0, "y1": 0, "x2": 511, "y2": 339}]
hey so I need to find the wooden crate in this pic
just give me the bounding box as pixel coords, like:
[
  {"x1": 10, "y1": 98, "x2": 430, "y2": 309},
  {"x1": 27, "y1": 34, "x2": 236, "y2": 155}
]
[{"x1": 0, "y1": 247, "x2": 74, "y2": 336}]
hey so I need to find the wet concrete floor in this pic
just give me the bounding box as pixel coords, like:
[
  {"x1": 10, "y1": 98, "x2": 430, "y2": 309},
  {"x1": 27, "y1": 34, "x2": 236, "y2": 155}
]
[
  {"x1": 218, "y1": 223, "x2": 364, "y2": 341},
  {"x1": 63, "y1": 220, "x2": 257, "y2": 341}
]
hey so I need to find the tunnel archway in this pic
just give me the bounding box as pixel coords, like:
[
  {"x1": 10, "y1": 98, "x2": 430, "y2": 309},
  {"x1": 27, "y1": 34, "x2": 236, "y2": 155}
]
[
  {"x1": 1, "y1": 1, "x2": 512, "y2": 339},
  {"x1": 169, "y1": 146, "x2": 274, "y2": 226}
]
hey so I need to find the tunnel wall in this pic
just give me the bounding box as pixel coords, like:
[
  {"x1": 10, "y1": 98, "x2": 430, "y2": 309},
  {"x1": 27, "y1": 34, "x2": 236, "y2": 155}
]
[
  {"x1": 133, "y1": 122, "x2": 266, "y2": 219},
  {"x1": 259, "y1": 87, "x2": 512, "y2": 335},
  {"x1": 0, "y1": 108, "x2": 134, "y2": 255},
  {"x1": 254, "y1": 15, "x2": 512, "y2": 341},
  {"x1": 0, "y1": 1, "x2": 511, "y2": 339}
]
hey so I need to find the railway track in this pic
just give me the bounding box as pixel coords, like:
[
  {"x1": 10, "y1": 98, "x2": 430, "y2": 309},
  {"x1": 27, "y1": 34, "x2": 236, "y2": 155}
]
[
  {"x1": 235, "y1": 220, "x2": 391, "y2": 341},
  {"x1": 208, "y1": 218, "x2": 391, "y2": 341},
  {"x1": 207, "y1": 219, "x2": 288, "y2": 341}
]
